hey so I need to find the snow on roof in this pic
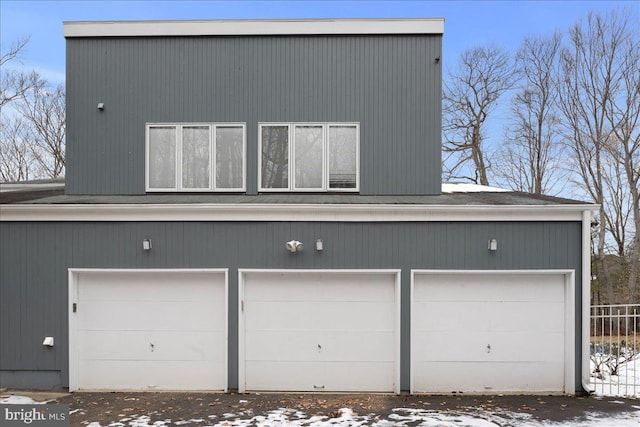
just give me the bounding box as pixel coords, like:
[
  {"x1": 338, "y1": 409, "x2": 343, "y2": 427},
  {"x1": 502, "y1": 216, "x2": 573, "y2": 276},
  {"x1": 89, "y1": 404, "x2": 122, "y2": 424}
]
[{"x1": 441, "y1": 183, "x2": 511, "y2": 193}]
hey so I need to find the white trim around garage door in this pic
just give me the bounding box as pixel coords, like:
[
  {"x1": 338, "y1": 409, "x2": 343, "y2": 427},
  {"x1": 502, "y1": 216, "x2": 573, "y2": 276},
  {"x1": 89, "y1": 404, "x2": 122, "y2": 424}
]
[
  {"x1": 238, "y1": 269, "x2": 401, "y2": 394},
  {"x1": 68, "y1": 268, "x2": 229, "y2": 392},
  {"x1": 410, "y1": 269, "x2": 575, "y2": 395}
]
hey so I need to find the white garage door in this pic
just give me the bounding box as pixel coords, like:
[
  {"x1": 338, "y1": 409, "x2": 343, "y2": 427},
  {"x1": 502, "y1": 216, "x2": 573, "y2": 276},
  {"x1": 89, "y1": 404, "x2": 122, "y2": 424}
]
[
  {"x1": 69, "y1": 269, "x2": 227, "y2": 391},
  {"x1": 411, "y1": 271, "x2": 573, "y2": 394},
  {"x1": 239, "y1": 270, "x2": 400, "y2": 393}
]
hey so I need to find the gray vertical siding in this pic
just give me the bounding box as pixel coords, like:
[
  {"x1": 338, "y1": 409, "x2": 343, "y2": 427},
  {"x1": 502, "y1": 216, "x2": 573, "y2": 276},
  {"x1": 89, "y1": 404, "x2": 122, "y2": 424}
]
[
  {"x1": 0, "y1": 221, "x2": 583, "y2": 391},
  {"x1": 65, "y1": 35, "x2": 442, "y2": 195}
]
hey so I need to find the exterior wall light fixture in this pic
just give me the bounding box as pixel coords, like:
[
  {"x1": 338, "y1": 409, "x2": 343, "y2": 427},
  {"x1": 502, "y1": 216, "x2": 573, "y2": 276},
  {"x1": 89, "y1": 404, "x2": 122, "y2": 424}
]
[
  {"x1": 142, "y1": 239, "x2": 152, "y2": 251},
  {"x1": 315, "y1": 239, "x2": 323, "y2": 251},
  {"x1": 97, "y1": 102, "x2": 105, "y2": 110},
  {"x1": 488, "y1": 238, "x2": 498, "y2": 251},
  {"x1": 285, "y1": 240, "x2": 304, "y2": 253}
]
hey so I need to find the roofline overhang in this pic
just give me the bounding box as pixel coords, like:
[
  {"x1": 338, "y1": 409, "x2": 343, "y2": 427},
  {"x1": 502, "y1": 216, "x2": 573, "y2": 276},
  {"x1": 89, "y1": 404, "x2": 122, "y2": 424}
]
[
  {"x1": 0, "y1": 182, "x2": 65, "y2": 193},
  {"x1": 0, "y1": 203, "x2": 597, "y2": 222},
  {"x1": 63, "y1": 18, "x2": 445, "y2": 38}
]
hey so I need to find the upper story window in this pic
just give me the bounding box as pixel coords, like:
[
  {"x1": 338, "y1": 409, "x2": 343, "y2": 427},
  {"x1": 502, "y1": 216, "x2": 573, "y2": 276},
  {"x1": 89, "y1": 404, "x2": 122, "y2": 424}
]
[
  {"x1": 146, "y1": 123, "x2": 245, "y2": 192},
  {"x1": 259, "y1": 123, "x2": 359, "y2": 192}
]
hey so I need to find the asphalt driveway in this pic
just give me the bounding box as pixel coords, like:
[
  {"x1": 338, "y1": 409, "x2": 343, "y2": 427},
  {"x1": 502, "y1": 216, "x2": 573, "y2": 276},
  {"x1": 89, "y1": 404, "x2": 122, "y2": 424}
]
[{"x1": 2, "y1": 390, "x2": 640, "y2": 426}]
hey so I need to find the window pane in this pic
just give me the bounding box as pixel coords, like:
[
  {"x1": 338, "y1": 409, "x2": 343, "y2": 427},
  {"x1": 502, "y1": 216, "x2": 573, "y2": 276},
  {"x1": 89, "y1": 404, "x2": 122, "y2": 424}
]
[
  {"x1": 182, "y1": 126, "x2": 210, "y2": 189},
  {"x1": 148, "y1": 126, "x2": 176, "y2": 189},
  {"x1": 294, "y1": 125, "x2": 323, "y2": 189},
  {"x1": 328, "y1": 125, "x2": 357, "y2": 189},
  {"x1": 261, "y1": 125, "x2": 289, "y2": 189},
  {"x1": 216, "y1": 126, "x2": 244, "y2": 189}
]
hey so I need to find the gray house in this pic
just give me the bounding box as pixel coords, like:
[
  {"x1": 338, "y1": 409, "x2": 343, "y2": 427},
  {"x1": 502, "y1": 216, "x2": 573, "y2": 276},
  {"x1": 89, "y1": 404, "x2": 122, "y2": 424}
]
[{"x1": 0, "y1": 18, "x2": 594, "y2": 394}]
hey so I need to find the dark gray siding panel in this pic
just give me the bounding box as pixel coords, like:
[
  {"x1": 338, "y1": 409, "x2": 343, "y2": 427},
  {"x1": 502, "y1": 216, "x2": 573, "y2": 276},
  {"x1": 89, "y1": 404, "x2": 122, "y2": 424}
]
[
  {"x1": 65, "y1": 35, "x2": 442, "y2": 195},
  {"x1": 0, "y1": 224, "x2": 68, "y2": 376},
  {"x1": 0, "y1": 221, "x2": 582, "y2": 391},
  {"x1": 0, "y1": 371, "x2": 62, "y2": 390}
]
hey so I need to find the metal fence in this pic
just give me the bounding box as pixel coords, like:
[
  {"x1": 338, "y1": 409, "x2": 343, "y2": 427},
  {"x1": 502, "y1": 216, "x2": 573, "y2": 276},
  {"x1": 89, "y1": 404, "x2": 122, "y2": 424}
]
[{"x1": 590, "y1": 304, "x2": 640, "y2": 397}]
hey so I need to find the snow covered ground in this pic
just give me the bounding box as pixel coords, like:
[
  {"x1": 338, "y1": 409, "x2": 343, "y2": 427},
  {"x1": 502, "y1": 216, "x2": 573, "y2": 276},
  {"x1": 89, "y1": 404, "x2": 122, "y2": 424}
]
[
  {"x1": 3, "y1": 394, "x2": 640, "y2": 426},
  {"x1": 2, "y1": 398, "x2": 636, "y2": 427},
  {"x1": 591, "y1": 352, "x2": 640, "y2": 398},
  {"x1": 73, "y1": 407, "x2": 640, "y2": 427}
]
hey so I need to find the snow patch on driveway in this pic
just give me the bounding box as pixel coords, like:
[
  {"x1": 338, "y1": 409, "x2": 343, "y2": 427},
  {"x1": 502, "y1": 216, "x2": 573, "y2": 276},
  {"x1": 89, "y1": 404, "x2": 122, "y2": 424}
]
[{"x1": 0, "y1": 395, "x2": 47, "y2": 404}]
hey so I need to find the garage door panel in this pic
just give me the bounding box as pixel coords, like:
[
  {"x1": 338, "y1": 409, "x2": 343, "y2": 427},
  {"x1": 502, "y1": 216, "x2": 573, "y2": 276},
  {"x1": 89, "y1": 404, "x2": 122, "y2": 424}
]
[
  {"x1": 245, "y1": 361, "x2": 394, "y2": 392},
  {"x1": 245, "y1": 361, "x2": 327, "y2": 391},
  {"x1": 413, "y1": 361, "x2": 564, "y2": 393},
  {"x1": 242, "y1": 270, "x2": 398, "y2": 392},
  {"x1": 488, "y1": 302, "x2": 564, "y2": 332},
  {"x1": 414, "y1": 274, "x2": 564, "y2": 303},
  {"x1": 245, "y1": 330, "x2": 395, "y2": 362},
  {"x1": 79, "y1": 360, "x2": 227, "y2": 391},
  {"x1": 245, "y1": 301, "x2": 395, "y2": 331},
  {"x1": 412, "y1": 272, "x2": 568, "y2": 394},
  {"x1": 73, "y1": 270, "x2": 227, "y2": 391},
  {"x1": 244, "y1": 273, "x2": 395, "y2": 302},
  {"x1": 78, "y1": 272, "x2": 223, "y2": 302},
  {"x1": 79, "y1": 300, "x2": 225, "y2": 331},
  {"x1": 79, "y1": 330, "x2": 226, "y2": 361},
  {"x1": 413, "y1": 301, "x2": 488, "y2": 332},
  {"x1": 413, "y1": 331, "x2": 564, "y2": 362},
  {"x1": 413, "y1": 301, "x2": 565, "y2": 333}
]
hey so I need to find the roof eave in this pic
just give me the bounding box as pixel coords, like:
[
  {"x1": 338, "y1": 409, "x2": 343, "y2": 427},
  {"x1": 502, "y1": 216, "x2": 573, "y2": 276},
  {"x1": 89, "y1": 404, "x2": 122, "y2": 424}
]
[
  {"x1": 63, "y1": 18, "x2": 445, "y2": 38},
  {"x1": 0, "y1": 203, "x2": 598, "y2": 222}
]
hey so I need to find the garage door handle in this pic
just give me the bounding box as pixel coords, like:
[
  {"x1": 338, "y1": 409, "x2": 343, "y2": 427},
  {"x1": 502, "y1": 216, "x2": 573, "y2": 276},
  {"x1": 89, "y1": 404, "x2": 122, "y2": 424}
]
[
  {"x1": 314, "y1": 385, "x2": 325, "y2": 389},
  {"x1": 487, "y1": 344, "x2": 491, "y2": 353}
]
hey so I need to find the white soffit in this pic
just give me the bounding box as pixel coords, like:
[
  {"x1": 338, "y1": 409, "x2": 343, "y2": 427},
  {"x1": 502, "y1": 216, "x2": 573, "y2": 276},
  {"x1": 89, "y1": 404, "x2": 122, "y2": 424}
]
[
  {"x1": 63, "y1": 18, "x2": 445, "y2": 38},
  {"x1": 0, "y1": 203, "x2": 595, "y2": 222}
]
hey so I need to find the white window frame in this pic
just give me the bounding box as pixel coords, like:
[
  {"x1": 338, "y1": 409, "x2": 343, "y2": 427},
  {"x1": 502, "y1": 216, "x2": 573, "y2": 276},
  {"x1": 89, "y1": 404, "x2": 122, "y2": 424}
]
[
  {"x1": 258, "y1": 122, "x2": 291, "y2": 192},
  {"x1": 213, "y1": 123, "x2": 247, "y2": 192},
  {"x1": 293, "y1": 123, "x2": 326, "y2": 192},
  {"x1": 258, "y1": 122, "x2": 359, "y2": 192},
  {"x1": 181, "y1": 123, "x2": 212, "y2": 192},
  {"x1": 146, "y1": 122, "x2": 246, "y2": 192}
]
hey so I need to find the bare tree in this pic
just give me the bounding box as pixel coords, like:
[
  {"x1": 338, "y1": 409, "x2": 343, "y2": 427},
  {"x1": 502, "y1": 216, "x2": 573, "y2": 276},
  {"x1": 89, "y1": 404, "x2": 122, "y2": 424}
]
[
  {"x1": 443, "y1": 45, "x2": 518, "y2": 185},
  {"x1": 0, "y1": 37, "x2": 66, "y2": 181},
  {"x1": 601, "y1": 155, "x2": 633, "y2": 257},
  {"x1": 0, "y1": 116, "x2": 39, "y2": 181},
  {"x1": 493, "y1": 32, "x2": 566, "y2": 195},
  {"x1": 603, "y1": 19, "x2": 640, "y2": 298},
  {"x1": 0, "y1": 37, "x2": 42, "y2": 109},
  {"x1": 17, "y1": 85, "x2": 66, "y2": 177},
  {"x1": 558, "y1": 9, "x2": 639, "y2": 299}
]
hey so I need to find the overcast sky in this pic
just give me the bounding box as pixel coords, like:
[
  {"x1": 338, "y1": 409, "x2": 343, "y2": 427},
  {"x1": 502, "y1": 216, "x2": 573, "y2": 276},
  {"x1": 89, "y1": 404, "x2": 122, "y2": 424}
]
[{"x1": 1, "y1": 0, "x2": 634, "y2": 87}]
